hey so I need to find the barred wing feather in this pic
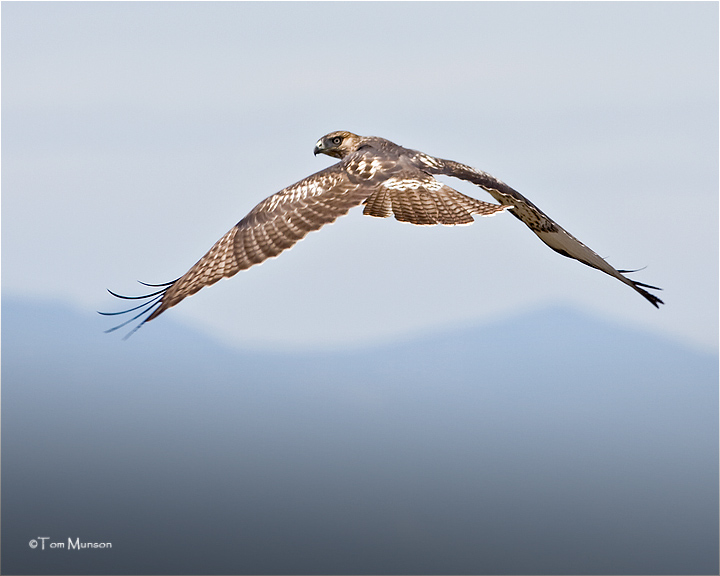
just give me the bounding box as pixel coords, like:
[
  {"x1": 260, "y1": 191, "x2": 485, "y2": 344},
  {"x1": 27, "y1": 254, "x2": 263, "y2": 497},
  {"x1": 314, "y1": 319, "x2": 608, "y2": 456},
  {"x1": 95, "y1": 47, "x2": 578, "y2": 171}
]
[{"x1": 102, "y1": 166, "x2": 370, "y2": 334}]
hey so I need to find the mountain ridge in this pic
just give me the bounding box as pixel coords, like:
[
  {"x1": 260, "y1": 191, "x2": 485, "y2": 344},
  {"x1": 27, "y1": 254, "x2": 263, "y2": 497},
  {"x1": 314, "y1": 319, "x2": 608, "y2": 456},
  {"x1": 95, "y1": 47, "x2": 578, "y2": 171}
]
[{"x1": 2, "y1": 296, "x2": 717, "y2": 575}]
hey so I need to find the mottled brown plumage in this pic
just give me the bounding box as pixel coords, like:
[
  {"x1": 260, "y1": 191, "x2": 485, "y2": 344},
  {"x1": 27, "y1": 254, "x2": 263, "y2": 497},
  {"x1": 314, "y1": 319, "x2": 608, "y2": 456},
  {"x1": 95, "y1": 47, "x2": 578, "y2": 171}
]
[{"x1": 103, "y1": 131, "x2": 662, "y2": 337}]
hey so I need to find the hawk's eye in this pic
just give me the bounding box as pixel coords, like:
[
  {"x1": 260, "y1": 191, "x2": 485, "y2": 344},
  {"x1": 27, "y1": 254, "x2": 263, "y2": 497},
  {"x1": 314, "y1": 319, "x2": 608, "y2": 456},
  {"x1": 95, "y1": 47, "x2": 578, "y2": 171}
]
[{"x1": 331, "y1": 136, "x2": 342, "y2": 146}]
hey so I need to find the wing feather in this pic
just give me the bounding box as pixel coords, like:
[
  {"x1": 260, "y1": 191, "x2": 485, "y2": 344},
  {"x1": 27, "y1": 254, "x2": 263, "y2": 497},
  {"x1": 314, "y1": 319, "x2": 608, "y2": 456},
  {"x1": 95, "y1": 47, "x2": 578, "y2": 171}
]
[
  {"x1": 421, "y1": 156, "x2": 663, "y2": 307},
  {"x1": 154, "y1": 168, "x2": 367, "y2": 317},
  {"x1": 262, "y1": 217, "x2": 297, "y2": 252},
  {"x1": 106, "y1": 164, "x2": 372, "y2": 331}
]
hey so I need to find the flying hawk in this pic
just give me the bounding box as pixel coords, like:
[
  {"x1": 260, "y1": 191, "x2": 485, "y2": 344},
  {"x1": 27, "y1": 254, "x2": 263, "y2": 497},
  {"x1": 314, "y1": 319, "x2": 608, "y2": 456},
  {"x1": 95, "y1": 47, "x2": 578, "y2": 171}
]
[{"x1": 103, "y1": 131, "x2": 663, "y2": 336}]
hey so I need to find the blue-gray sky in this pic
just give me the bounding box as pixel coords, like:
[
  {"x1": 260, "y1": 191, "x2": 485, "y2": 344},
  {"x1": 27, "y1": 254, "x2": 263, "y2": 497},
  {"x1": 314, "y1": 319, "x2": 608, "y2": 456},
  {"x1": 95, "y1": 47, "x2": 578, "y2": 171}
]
[{"x1": 2, "y1": 1, "x2": 717, "y2": 352}]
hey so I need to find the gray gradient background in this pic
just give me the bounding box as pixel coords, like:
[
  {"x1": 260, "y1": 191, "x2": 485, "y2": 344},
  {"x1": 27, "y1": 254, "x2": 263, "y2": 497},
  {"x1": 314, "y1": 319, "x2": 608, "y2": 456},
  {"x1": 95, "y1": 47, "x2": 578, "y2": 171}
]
[
  {"x1": 2, "y1": 2, "x2": 718, "y2": 575},
  {"x1": 2, "y1": 299, "x2": 718, "y2": 574}
]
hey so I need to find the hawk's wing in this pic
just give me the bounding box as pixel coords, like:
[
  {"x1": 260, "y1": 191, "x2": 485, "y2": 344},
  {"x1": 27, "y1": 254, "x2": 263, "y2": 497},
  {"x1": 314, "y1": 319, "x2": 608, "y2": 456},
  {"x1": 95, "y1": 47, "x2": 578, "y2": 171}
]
[
  {"x1": 102, "y1": 163, "x2": 374, "y2": 336},
  {"x1": 410, "y1": 152, "x2": 663, "y2": 307}
]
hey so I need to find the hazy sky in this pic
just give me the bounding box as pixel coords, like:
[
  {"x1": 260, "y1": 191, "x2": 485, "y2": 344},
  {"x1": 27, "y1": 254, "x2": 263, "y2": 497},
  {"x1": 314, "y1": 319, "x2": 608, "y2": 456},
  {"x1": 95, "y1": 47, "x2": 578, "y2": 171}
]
[{"x1": 2, "y1": 1, "x2": 717, "y2": 352}]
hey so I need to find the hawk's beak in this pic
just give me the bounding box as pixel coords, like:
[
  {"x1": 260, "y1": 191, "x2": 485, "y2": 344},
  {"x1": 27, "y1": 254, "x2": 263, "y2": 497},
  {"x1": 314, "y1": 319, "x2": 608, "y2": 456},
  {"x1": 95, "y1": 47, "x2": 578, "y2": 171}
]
[{"x1": 313, "y1": 140, "x2": 324, "y2": 156}]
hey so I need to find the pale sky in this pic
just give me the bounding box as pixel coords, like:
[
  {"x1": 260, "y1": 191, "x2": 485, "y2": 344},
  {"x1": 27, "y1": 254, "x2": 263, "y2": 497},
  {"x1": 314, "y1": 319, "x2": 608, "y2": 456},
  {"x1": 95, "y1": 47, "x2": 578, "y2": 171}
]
[{"x1": 2, "y1": 1, "x2": 717, "y2": 352}]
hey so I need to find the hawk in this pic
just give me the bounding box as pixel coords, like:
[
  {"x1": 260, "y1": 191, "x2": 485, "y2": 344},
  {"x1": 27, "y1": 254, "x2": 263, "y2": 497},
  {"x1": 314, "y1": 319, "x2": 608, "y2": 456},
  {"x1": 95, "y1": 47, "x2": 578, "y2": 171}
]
[{"x1": 103, "y1": 131, "x2": 663, "y2": 336}]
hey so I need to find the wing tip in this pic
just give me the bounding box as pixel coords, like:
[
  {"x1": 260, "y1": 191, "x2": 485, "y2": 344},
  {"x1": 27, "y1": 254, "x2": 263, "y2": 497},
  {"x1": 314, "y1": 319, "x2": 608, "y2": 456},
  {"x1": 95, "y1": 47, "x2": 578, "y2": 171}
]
[
  {"x1": 625, "y1": 277, "x2": 664, "y2": 308},
  {"x1": 100, "y1": 280, "x2": 176, "y2": 338},
  {"x1": 637, "y1": 285, "x2": 664, "y2": 308}
]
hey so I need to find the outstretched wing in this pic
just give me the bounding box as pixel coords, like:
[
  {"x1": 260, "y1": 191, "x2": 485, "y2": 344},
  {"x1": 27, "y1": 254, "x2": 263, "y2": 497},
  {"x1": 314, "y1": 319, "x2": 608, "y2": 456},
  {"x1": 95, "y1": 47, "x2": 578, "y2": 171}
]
[
  {"x1": 102, "y1": 164, "x2": 374, "y2": 336},
  {"x1": 410, "y1": 152, "x2": 663, "y2": 307}
]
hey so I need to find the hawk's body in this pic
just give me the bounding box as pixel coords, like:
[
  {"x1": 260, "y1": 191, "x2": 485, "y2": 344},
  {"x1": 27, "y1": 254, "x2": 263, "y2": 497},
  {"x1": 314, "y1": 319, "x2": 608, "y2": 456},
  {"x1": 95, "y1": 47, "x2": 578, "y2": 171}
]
[{"x1": 104, "y1": 131, "x2": 662, "y2": 335}]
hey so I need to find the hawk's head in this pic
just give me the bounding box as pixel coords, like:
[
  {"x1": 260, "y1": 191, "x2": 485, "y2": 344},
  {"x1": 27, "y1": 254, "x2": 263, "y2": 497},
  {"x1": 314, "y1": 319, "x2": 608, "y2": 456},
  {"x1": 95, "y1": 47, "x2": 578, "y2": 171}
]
[{"x1": 313, "y1": 131, "x2": 362, "y2": 159}]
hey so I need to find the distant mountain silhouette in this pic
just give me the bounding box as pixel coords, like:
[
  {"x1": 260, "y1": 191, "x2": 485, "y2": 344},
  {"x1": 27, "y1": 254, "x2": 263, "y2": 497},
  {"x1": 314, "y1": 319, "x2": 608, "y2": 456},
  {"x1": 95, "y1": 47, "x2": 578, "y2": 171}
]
[{"x1": 2, "y1": 297, "x2": 718, "y2": 575}]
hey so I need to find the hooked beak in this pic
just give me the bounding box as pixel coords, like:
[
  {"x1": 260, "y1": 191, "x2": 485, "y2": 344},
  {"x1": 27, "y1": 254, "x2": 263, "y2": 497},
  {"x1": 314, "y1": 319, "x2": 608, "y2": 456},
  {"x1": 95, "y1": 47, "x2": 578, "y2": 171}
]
[{"x1": 313, "y1": 139, "x2": 324, "y2": 156}]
